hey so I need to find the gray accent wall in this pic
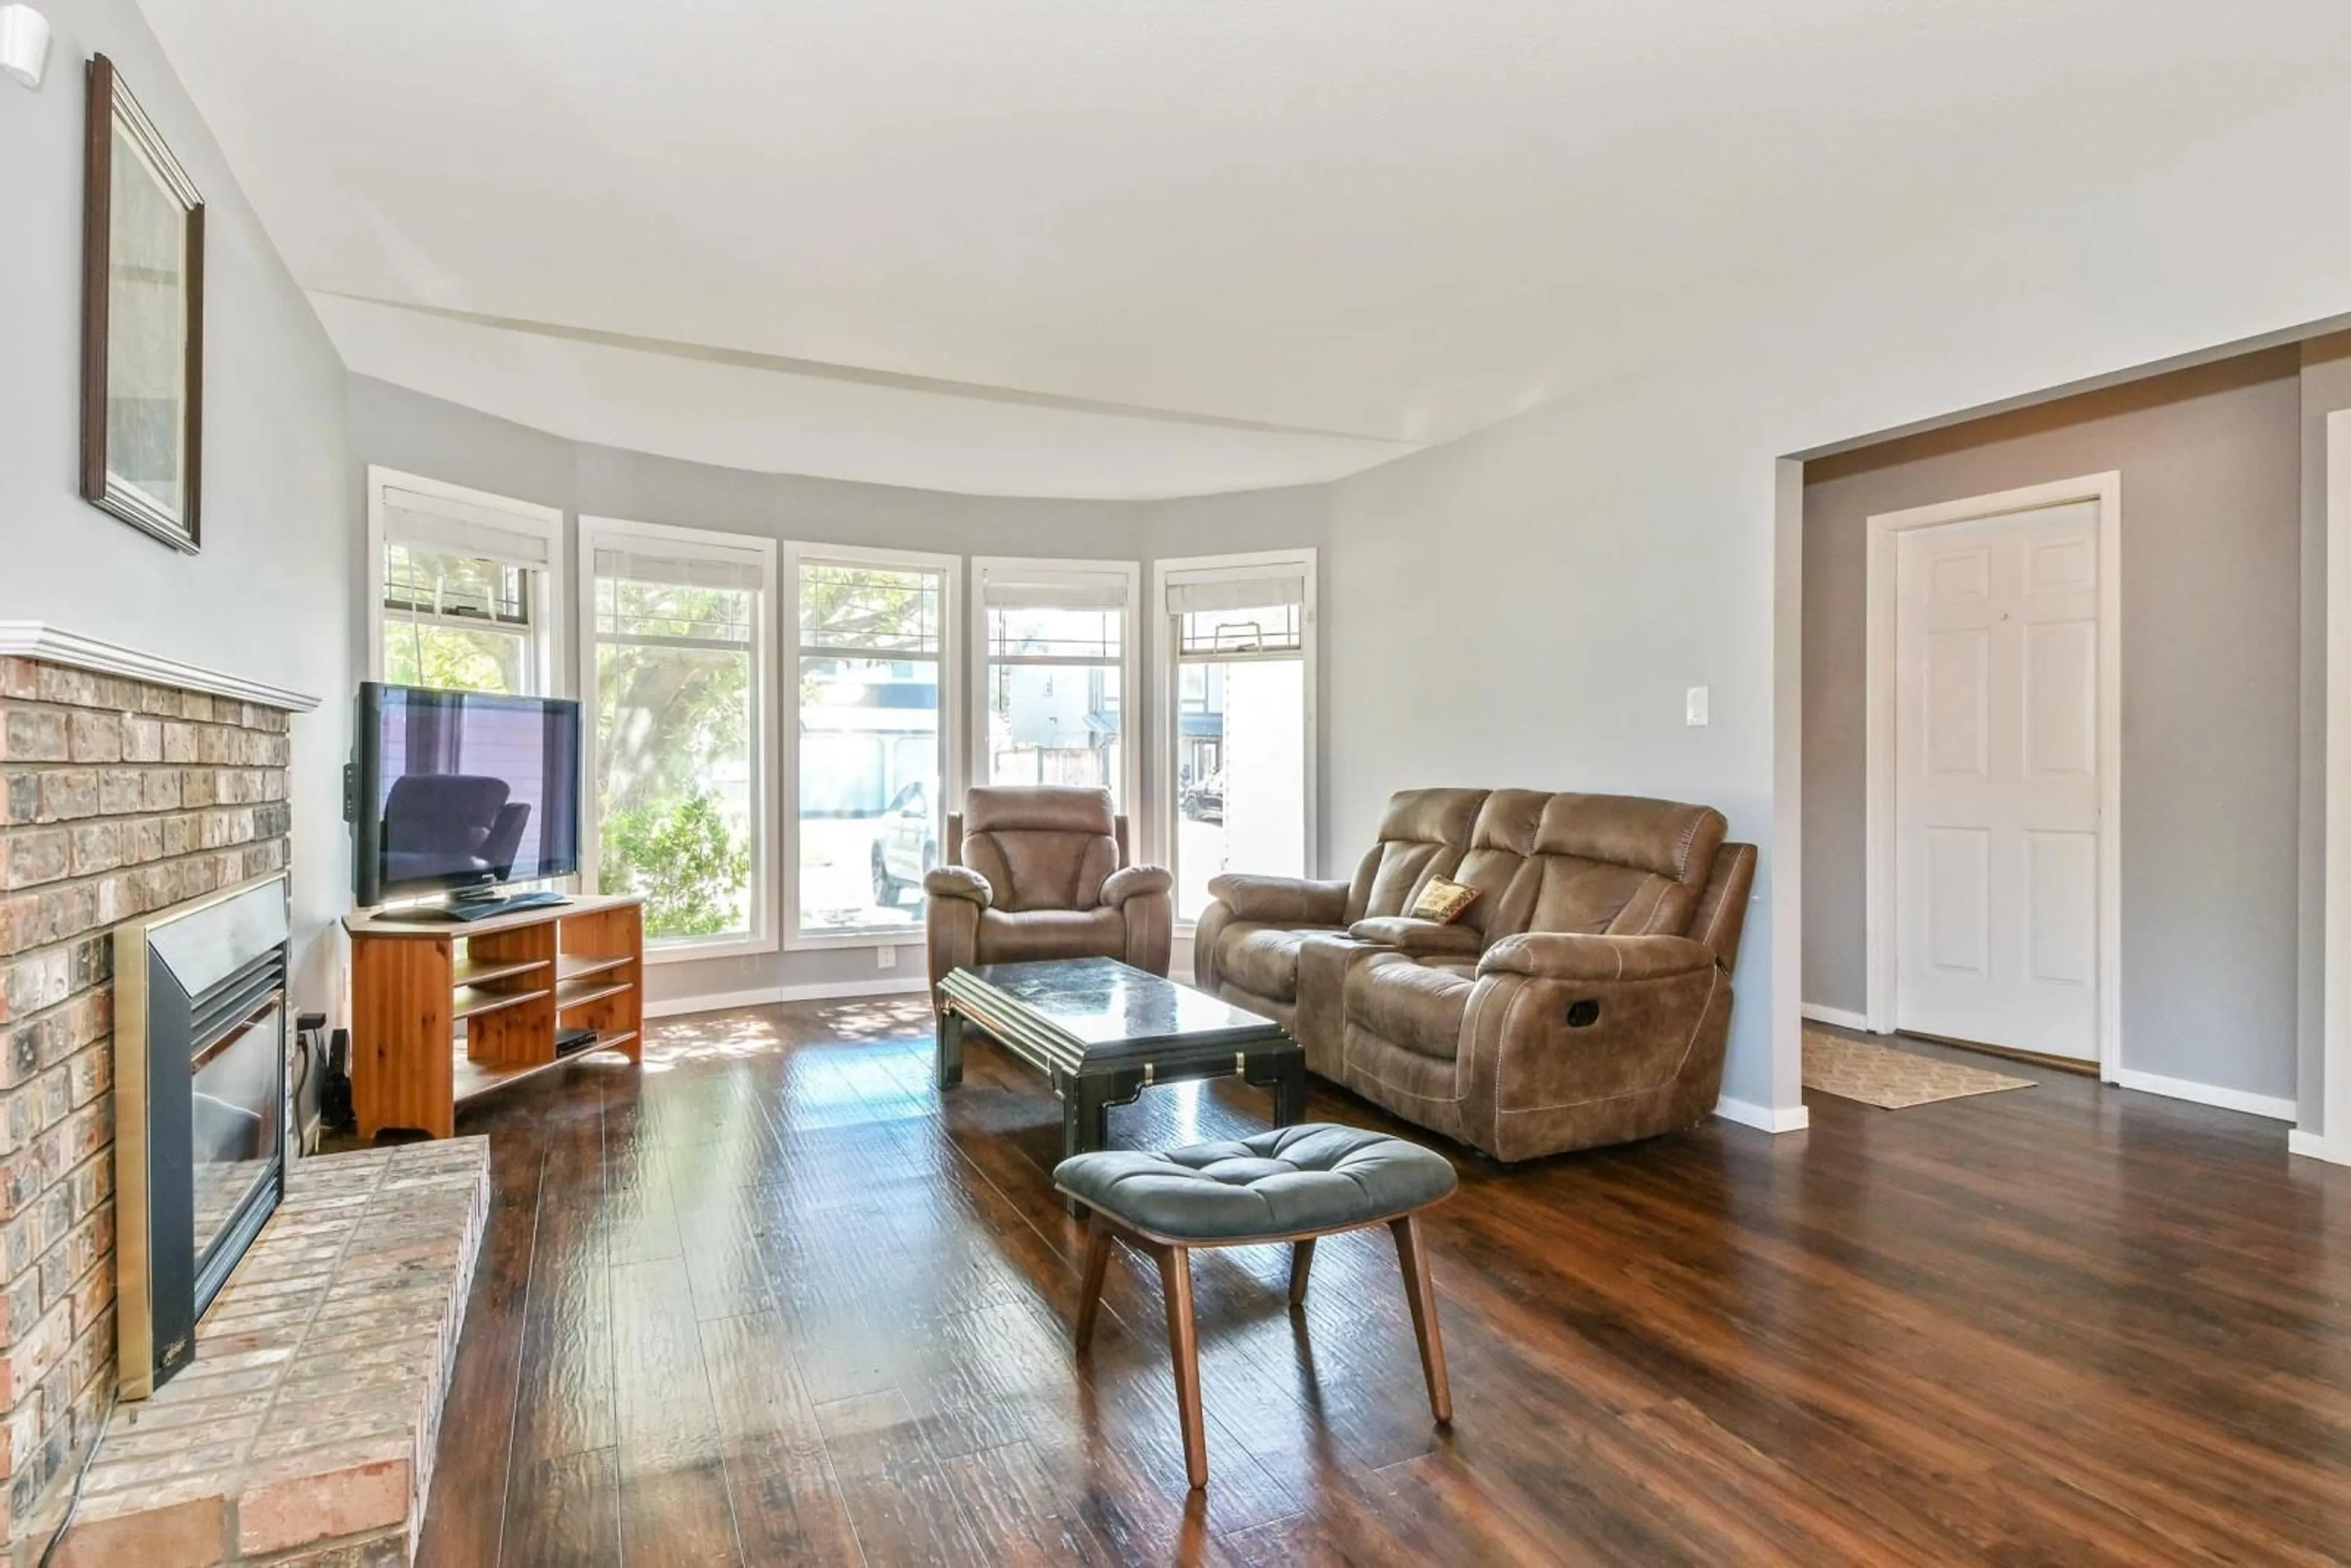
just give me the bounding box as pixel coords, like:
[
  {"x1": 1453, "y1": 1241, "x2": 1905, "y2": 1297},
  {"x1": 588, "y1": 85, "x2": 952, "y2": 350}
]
[
  {"x1": 0, "y1": 0, "x2": 352, "y2": 1008},
  {"x1": 1802, "y1": 353, "x2": 2304, "y2": 1100},
  {"x1": 347, "y1": 377, "x2": 1330, "y2": 1007}
]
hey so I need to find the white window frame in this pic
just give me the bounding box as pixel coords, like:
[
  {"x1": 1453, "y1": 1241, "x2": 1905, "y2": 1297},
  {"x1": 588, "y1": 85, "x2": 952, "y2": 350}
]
[
  {"x1": 1151, "y1": 548, "x2": 1318, "y2": 930},
  {"x1": 366, "y1": 465, "x2": 564, "y2": 695},
  {"x1": 784, "y1": 541, "x2": 962, "y2": 951},
  {"x1": 968, "y1": 557, "x2": 1142, "y2": 816},
  {"x1": 579, "y1": 515, "x2": 781, "y2": 964}
]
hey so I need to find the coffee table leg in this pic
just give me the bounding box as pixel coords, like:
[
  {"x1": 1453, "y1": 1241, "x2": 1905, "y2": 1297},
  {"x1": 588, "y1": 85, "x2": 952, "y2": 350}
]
[
  {"x1": 1246, "y1": 1050, "x2": 1307, "y2": 1126},
  {"x1": 1073, "y1": 1076, "x2": 1117, "y2": 1154},
  {"x1": 936, "y1": 1009, "x2": 964, "y2": 1089},
  {"x1": 1060, "y1": 1076, "x2": 1120, "y2": 1217},
  {"x1": 1060, "y1": 1083, "x2": 1090, "y2": 1217}
]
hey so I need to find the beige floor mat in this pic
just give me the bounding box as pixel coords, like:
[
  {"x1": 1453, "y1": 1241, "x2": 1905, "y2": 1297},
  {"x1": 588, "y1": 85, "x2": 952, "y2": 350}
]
[{"x1": 1802, "y1": 1029, "x2": 2036, "y2": 1109}]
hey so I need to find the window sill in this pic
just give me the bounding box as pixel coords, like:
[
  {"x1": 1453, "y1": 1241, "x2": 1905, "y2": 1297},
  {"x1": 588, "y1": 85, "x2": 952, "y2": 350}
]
[
  {"x1": 784, "y1": 928, "x2": 928, "y2": 953},
  {"x1": 644, "y1": 932, "x2": 779, "y2": 967}
]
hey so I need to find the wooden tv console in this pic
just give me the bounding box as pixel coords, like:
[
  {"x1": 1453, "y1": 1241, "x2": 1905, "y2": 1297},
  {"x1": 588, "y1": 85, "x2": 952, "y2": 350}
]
[{"x1": 344, "y1": 893, "x2": 645, "y2": 1138}]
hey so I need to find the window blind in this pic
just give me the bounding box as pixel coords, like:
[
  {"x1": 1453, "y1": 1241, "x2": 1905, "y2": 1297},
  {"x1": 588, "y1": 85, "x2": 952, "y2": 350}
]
[
  {"x1": 980, "y1": 569, "x2": 1130, "y2": 610},
  {"x1": 383, "y1": 492, "x2": 553, "y2": 571},
  {"x1": 1164, "y1": 571, "x2": 1305, "y2": 615},
  {"x1": 593, "y1": 546, "x2": 765, "y2": 593}
]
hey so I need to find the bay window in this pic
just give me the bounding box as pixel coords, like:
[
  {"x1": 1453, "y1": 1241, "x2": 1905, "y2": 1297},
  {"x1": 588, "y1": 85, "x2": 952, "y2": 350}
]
[
  {"x1": 583, "y1": 520, "x2": 776, "y2": 953},
  {"x1": 370, "y1": 468, "x2": 561, "y2": 696},
  {"x1": 972, "y1": 559, "x2": 1138, "y2": 809},
  {"x1": 787, "y1": 545, "x2": 956, "y2": 942},
  {"x1": 1157, "y1": 552, "x2": 1316, "y2": 922}
]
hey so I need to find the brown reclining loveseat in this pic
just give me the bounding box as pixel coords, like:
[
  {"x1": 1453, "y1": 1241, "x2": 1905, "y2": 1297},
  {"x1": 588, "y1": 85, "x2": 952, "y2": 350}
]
[{"x1": 1194, "y1": 788, "x2": 1755, "y2": 1161}]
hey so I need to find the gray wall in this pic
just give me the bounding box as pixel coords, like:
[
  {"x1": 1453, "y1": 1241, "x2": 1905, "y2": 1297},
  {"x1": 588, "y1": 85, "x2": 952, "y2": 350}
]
[
  {"x1": 1802, "y1": 352, "x2": 2304, "y2": 1100},
  {"x1": 1321, "y1": 375, "x2": 1785, "y2": 1106},
  {"x1": 347, "y1": 377, "x2": 1329, "y2": 1006},
  {"x1": 0, "y1": 0, "x2": 352, "y2": 1007},
  {"x1": 2296, "y1": 334, "x2": 2351, "y2": 1131}
]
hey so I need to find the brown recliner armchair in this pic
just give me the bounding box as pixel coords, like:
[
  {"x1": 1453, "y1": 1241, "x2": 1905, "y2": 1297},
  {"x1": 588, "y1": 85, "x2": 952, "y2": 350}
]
[
  {"x1": 924, "y1": 786, "x2": 1173, "y2": 1002},
  {"x1": 1195, "y1": 788, "x2": 1756, "y2": 1161}
]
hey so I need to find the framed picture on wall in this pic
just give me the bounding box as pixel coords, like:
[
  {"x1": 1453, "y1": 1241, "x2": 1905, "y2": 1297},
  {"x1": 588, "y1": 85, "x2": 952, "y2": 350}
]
[{"x1": 81, "y1": 53, "x2": 205, "y2": 553}]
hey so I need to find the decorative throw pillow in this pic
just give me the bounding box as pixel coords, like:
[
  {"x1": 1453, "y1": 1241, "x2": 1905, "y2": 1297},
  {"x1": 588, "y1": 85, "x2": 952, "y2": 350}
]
[{"x1": 1409, "y1": 875, "x2": 1482, "y2": 925}]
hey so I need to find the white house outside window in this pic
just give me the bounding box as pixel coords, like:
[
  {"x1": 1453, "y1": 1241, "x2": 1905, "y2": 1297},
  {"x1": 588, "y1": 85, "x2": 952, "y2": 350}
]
[{"x1": 1157, "y1": 552, "x2": 1316, "y2": 922}]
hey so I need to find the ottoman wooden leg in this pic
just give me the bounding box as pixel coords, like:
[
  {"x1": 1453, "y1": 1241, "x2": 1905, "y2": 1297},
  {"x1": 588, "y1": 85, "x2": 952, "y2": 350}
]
[
  {"x1": 1288, "y1": 1239, "x2": 1316, "y2": 1307},
  {"x1": 1073, "y1": 1220, "x2": 1114, "y2": 1352},
  {"x1": 1390, "y1": 1214, "x2": 1452, "y2": 1425},
  {"x1": 1158, "y1": 1245, "x2": 1209, "y2": 1488}
]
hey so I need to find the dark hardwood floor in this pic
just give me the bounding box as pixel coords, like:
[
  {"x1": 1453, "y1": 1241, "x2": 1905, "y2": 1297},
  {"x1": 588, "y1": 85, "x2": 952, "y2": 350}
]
[{"x1": 410, "y1": 998, "x2": 2351, "y2": 1566}]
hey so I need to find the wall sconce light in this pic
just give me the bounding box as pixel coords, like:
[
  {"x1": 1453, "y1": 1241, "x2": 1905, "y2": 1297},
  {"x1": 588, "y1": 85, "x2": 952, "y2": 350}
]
[{"x1": 1, "y1": 4, "x2": 52, "y2": 91}]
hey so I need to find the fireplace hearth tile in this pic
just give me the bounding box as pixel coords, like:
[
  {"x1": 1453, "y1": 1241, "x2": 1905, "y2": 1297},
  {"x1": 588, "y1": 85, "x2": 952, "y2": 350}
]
[{"x1": 54, "y1": 1138, "x2": 489, "y2": 1568}]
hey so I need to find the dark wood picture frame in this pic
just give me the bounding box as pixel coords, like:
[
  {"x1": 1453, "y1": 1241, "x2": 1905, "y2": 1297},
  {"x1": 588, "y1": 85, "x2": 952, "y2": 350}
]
[{"x1": 81, "y1": 53, "x2": 206, "y2": 553}]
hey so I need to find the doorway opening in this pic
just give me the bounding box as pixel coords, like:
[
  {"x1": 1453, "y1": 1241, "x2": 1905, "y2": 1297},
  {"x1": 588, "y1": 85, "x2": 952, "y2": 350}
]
[
  {"x1": 1790, "y1": 342, "x2": 2322, "y2": 1130},
  {"x1": 1864, "y1": 475, "x2": 2121, "y2": 1077}
]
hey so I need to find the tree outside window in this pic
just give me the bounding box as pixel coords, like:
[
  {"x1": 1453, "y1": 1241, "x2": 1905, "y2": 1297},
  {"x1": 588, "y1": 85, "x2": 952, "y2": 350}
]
[
  {"x1": 591, "y1": 555, "x2": 762, "y2": 942},
  {"x1": 381, "y1": 544, "x2": 531, "y2": 694}
]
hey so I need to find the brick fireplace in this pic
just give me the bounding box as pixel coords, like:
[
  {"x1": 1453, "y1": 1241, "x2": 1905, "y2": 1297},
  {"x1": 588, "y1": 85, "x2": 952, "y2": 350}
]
[{"x1": 0, "y1": 652, "x2": 293, "y2": 1552}]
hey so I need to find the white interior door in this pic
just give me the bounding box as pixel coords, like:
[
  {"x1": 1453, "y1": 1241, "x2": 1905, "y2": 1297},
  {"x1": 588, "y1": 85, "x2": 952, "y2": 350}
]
[{"x1": 1894, "y1": 500, "x2": 2102, "y2": 1060}]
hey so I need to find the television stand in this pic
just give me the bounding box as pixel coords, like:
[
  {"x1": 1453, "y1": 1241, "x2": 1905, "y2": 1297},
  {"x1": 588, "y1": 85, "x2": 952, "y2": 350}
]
[{"x1": 344, "y1": 893, "x2": 644, "y2": 1137}]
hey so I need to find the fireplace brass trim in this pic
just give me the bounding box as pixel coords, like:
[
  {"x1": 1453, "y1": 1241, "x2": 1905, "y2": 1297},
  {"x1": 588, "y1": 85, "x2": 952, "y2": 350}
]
[{"x1": 114, "y1": 871, "x2": 290, "y2": 1400}]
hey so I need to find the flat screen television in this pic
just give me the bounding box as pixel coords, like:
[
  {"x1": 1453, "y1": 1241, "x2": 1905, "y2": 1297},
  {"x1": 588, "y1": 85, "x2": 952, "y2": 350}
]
[{"x1": 353, "y1": 683, "x2": 583, "y2": 910}]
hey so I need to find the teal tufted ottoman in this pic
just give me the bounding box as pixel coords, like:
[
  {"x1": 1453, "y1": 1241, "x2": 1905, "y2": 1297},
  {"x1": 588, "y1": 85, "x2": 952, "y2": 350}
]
[{"x1": 1054, "y1": 1122, "x2": 1458, "y2": 1488}]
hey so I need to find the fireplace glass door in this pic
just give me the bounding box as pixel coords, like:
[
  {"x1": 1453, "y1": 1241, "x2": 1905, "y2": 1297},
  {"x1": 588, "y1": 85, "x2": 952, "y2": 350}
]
[{"x1": 190, "y1": 992, "x2": 285, "y2": 1308}]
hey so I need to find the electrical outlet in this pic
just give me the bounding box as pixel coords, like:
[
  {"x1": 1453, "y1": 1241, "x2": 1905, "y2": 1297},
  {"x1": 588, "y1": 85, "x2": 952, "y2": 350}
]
[
  {"x1": 1685, "y1": 685, "x2": 1709, "y2": 727},
  {"x1": 876, "y1": 945, "x2": 898, "y2": 970}
]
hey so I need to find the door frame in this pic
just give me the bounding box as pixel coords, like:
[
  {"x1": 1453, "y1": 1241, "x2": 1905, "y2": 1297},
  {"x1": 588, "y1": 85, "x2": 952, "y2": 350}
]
[
  {"x1": 1862, "y1": 471, "x2": 2123, "y2": 1080},
  {"x1": 2310, "y1": 412, "x2": 2351, "y2": 1163}
]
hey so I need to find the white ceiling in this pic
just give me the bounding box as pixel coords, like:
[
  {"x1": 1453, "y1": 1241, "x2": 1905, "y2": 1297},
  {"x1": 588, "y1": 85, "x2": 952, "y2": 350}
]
[{"x1": 140, "y1": 1, "x2": 2351, "y2": 497}]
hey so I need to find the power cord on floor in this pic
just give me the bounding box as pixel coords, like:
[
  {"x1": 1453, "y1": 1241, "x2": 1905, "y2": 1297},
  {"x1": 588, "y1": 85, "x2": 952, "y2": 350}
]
[{"x1": 35, "y1": 1393, "x2": 116, "y2": 1568}]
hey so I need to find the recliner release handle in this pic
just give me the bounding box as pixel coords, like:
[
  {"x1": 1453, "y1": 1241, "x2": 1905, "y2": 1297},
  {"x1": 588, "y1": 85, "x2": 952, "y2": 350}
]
[{"x1": 1565, "y1": 999, "x2": 1600, "y2": 1028}]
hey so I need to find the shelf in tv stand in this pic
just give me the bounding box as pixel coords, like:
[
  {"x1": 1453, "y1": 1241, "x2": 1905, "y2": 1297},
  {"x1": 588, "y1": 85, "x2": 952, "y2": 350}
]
[
  {"x1": 449, "y1": 954, "x2": 552, "y2": 988},
  {"x1": 556, "y1": 951, "x2": 632, "y2": 983},
  {"x1": 452, "y1": 1035, "x2": 636, "y2": 1105}
]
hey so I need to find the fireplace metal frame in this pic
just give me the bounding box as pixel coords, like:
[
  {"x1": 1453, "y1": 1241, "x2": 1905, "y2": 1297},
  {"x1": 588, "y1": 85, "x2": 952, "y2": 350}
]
[{"x1": 115, "y1": 872, "x2": 291, "y2": 1399}]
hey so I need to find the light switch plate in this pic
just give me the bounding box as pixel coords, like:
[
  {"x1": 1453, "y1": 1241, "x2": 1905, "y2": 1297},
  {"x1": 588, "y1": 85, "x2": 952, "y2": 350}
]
[
  {"x1": 1685, "y1": 686, "x2": 1709, "y2": 726},
  {"x1": 876, "y1": 945, "x2": 898, "y2": 970}
]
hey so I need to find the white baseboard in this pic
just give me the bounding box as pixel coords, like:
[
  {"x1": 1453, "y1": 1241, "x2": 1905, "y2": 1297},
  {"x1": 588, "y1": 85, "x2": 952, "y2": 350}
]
[
  {"x1": 2111, "y1": 1067, "x2": 2297, "y2": 1123},
  {"x1": 1799, "y1": 1003, "x2": 1872, "y2": 1032},
  {"x1": 643, "y1": 975, "x2": 929, "y2": 1020},
  {"x1": 1714, "y1": 1096, "x2": 1810, "y2": 1134},
  {"x1": 2288, "y1": 1128, "x2": 2351, "y2": 1165}
]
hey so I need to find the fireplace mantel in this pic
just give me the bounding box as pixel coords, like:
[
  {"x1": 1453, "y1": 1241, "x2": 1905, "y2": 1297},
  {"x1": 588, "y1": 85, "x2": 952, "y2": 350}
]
[{"x1": 0, "y1": 621, "x2": 321, "y2": 713}]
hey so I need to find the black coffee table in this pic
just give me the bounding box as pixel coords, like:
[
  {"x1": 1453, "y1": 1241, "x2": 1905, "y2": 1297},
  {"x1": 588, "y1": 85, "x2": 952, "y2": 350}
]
[{"x1": 936, "y1": 958, "x2": 1305, "y2": 1172}]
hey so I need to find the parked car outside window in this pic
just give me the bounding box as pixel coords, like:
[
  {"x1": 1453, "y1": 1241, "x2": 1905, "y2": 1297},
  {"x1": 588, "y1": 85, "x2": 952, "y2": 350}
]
[
  {"x1": 1179, "y1": 770, "x2": 1224, "y2": 825},
  {"x1": 872, "y1": 781, "x2": 938, "y2": 906}
]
